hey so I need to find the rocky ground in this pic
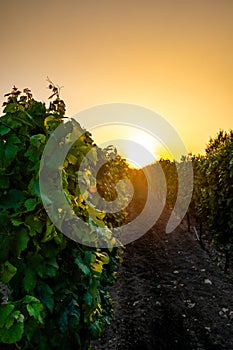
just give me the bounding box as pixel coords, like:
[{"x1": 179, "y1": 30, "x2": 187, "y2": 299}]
[{"x1": 92, "y1": 210, "x2": 233, "y2": 350}]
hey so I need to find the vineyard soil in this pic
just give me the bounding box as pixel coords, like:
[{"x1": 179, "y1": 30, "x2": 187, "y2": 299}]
[{"x1": 92, "y1": 210, "x2": 233, "y2": 350}]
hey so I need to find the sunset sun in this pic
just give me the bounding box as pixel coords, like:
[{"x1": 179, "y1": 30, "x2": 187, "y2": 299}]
[{"x1": 90, "y1": 123, "x2": 169, "y2": 168}]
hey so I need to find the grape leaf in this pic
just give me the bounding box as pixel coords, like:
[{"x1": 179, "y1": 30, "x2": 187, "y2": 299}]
[
  {"x1": 0, "y1": 261, "x2": 17, "y2": 283},
  {"x1": 37, "y1": 281, "x2": 54, "y2": 313},
  {"x1": 26, "y1": 303, "x2": 43, "y2": 324},
  {"x1": 0, "y1": 124, "x2": 10, "y2": 136},
  {"x1": 0, "y1": 189, "x2": 25, "y2": 210},
  {"x1": 0, "y1": 304, "x2": 15, "y2": 328},
  {"x1": 83, "y1": 292, "x2": 93, "y2": 306},
  {"x1": 14, "y1": 227, "x2": 29, "y2": 256},
  {"x1": 74, "y1": 258, "x2": 90, "y2": 275},
  {"x1": 23, "y1": 268, "x2": 37, "y2": 293},
  {"x1": 25, "y1": 198, "x2": 37, "y2": 212},
  {"x1": 0, "y1": 320, "x2": 24, "y2": 344}
]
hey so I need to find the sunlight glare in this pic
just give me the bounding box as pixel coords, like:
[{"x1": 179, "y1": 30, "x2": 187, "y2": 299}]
[{"x1": 90, "y1": 124, "x2": 171, "y2": 168}]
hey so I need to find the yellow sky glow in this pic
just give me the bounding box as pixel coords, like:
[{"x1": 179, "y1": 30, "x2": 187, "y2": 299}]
[
  {"x1": 0, "y1": 0, "x2": 232, "y2": 165},
  {"x1": 91, "y1": 124, "x2": 172, "y2": 167}
]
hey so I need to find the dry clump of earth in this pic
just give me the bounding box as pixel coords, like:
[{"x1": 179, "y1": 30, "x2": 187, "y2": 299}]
[{"x1": 92, "y1": 210, "x2": 233, "y2": 350}]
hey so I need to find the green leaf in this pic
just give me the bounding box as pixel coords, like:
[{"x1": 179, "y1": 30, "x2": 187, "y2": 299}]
[
  {"x1": 24, "y1": 134, "x2": 46, "y2": 162},
  {"x1": 3, "y1": 102, "x2": 17, "y2": 114},
  {"x1": 58, "y1": 299, "x2": 80, "y2": 333},
  {"x1": 0, "y1": 261, "x2": 17, "y2": 283},
  {"x1": 83, "y1": 292, "x2": 93, "y2": 306},
  {"x1": 5, "y1": 144, "x2": 19, "y2": 160},
  {"x1": 23, "y1": 268, "x2": 37, "y2": 293},
  {"x1": 37, "y1": 282, "x2": 54, "y2": 313},
  {"x1": 74, "y1": 258, "x2": 90, "y2": 275},
  {"x1": 22, "y1": 295, "x2": 40, "y2": 304},
  {"x1": 25, "y1": 214, "x2": 44, "y2": 236},
  {"x1": 30, "y1": 134, "x2": 46, "y2": 148},
  {"x1": 25, "y1": 198, "x2": 37, "y2": 212},
  {"x1": 89, "y1": 321, "x2": 102, "y2": 338},
  {"x1": 5, "y1": 310, "x2": 20, "y2": 329},
  {"x1": 41, "y1": 221, "x2": 57, "y2": 243},
  {"x1": 0, "y1": 189, "x2": 25, "y2": 210},
  {"x1": 26, "y1": 302, "x2": 43, "y2": 324},
  {"x1": 11, "y1": 219, "x2": 24, "y2": 227},
  {"x1": 84, "y1": 251, "x2": 96, "y2": 264},
  {"x1": 43, "y1": 258, "x2": 59, "y2": 278},
  {"x1": 28, "y1": 178, "x2": 40, "y2": 197},
  {"x1": 24, "y1": 147, "x2": 41, "y2": 163},
  {"x1": 14, "y1": 227, "x2": 29, "y2": 256},
  {"x1": 0, "y1": 304, "x2": 15, "y2": 328},
  {"x1": 0, "y1": 319, "x2": 24, "y2": 344},
  {"x1": 7, "y1": 134, "x2": 21, "y2": 144},
  {"x1": 0, "y1": 125, "x2": 10, "y2": 136},
  {"x1": 31, "y1": 254, "x2": 58, "y2": 279}
]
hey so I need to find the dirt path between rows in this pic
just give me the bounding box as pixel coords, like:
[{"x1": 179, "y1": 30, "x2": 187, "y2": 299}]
[{"x1": 92, "y1": 210, "x2": 233, "y2": 350}]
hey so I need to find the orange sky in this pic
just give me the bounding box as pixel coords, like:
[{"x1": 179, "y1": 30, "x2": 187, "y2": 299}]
[{"x1": 0, "y1": 0, "x2": 232, "y2": 161}]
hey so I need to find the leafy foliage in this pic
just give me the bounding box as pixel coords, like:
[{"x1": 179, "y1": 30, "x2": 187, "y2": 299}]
[
  {"x1": 190, "y1": 130, "x2": 233, "y2": 247},
  {"x1": 0, "y1": 85, "x2": 127, "y2": 349}
]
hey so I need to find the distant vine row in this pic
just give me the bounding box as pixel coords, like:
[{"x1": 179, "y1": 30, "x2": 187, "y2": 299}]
[{"x1": 190, "y1": 130, "x2": 233, "y2": 271}]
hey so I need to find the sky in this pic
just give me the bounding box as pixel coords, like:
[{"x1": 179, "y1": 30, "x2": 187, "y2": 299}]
[{"x1": 0, "y1": 0, "x2": 232, "y2": 165}]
